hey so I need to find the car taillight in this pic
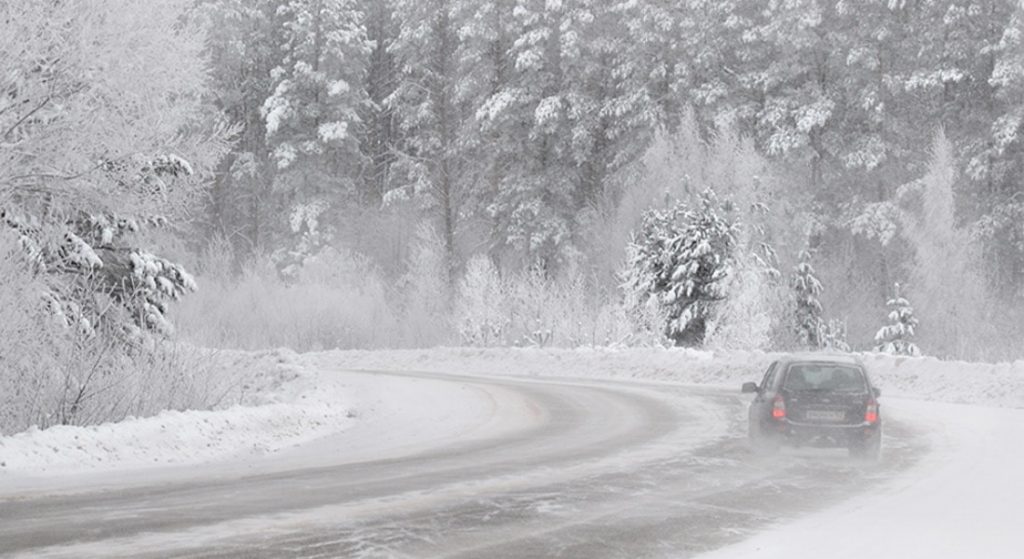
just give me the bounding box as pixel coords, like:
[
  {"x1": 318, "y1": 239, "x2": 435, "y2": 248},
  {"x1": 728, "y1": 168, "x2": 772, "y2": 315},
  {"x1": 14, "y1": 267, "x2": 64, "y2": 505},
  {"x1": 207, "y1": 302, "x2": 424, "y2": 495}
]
[
  {"x1": 772, "y1": 395, "x2": 786, "y2": 419},
  {"x1": 865, "y1": 401, "x2": 878, "y2": 424}
]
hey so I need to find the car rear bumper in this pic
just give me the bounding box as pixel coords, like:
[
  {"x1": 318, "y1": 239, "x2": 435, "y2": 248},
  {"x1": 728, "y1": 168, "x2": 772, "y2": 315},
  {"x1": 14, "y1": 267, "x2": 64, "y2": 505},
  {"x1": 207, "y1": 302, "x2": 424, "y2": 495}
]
[{"x1": 767, "y1": 419, "x2": 880, "y2": 447}]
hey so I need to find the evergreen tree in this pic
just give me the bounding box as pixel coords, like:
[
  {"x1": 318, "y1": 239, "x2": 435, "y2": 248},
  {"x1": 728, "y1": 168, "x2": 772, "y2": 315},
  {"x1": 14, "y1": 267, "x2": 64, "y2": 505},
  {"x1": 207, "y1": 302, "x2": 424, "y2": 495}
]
[
  {"x1": 820, "y1": 319, "x2": 851, "y2": 352},
  {"x1": 623, "y1": 191, "x2": 737, "y2": 347},
  {"x1": 874, "y1": 283, "x2": 921, "y2": 356},
  {"x1": 192, "y1": 0, "x2": 281, "y2": 250},
  {"x1": 792, "y1": 248, "x2": 824, "y2": 348},
  {"x1": 388, "y1": 0, "x2": 470, "y2": 282},
  {"x1": 196, "y1": 0, "x2": 372, "y2": 258},
  {"x1": 358, "y1": 0, "x2": 400, "y2": 205},
  {"x1": 261, "y1": 0, "x2": 371, "y2": 232},
  {"x1": 477, "y1": 0, "x2": 591, "y2": 267}
]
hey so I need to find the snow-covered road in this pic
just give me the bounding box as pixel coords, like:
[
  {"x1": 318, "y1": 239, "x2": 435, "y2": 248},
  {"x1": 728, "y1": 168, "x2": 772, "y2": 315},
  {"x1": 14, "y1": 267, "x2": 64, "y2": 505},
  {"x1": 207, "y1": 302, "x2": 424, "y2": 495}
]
[{"x1": 0, "y1": 367, "x2": 1013, "y2": 558}]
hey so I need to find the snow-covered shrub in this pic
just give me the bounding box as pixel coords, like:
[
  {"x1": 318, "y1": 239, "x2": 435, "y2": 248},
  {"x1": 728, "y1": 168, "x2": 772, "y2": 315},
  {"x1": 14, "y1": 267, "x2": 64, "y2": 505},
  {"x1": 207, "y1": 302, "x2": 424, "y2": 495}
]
[
  {"x1": 875, "y1": 283, "x2": 921, "y2": 356},
  {"x1": 455, "y1": 255, "x2": 509, "y2": 346},
  {"x1": 504, "y1": 268, "x2": 647, "y2": 348},
  {"x1": 705, "y1": 253, "x2": 776, "y2": 350},
  {"x1": 820, "y1": 318, "x2": 851, "y2": 352},
  {"x1": 0, "y1": 232, "x2": 55, "y2": 433},
  {"x1": 454, "y1": 257, "x2": 652, "y2": 348},
  {"x1": 397, "y1": 224, "x2": 453, "y2": 346},
  {"x1": 623, "y1": 191, "x2": 738, "y2": 346},
  {"x1": 173, "y1": 248, "x2": 398, "y2": 351},
  {"x1": 0, "y1": 230, "x2": 242, "y2": 434}
]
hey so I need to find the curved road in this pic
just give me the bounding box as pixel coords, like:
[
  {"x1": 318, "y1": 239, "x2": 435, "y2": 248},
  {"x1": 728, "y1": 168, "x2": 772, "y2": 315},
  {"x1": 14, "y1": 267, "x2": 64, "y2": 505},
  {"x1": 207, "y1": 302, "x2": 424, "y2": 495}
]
[{"x1": 0, "y1": 371, "x2": 923, "y2": 558}]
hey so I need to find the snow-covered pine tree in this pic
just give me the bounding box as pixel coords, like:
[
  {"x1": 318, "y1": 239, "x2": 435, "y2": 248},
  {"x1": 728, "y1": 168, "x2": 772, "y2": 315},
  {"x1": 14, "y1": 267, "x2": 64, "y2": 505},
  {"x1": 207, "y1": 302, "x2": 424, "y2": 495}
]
[
  {"x1": 387, "y1": 0, "x2": 473, "y2": 282},
  {"x1": 623, "y1": 190, "x2": 737, "y2": 347},
  {"x1": 874, "y1": 283, "x2": 921, "y2": 356},
  {"x1": 820, "y1": 318, "x2": 851, "y2": 352},
  {"x1": 261, "y1": 0, "x2": 369, "y2": 176},
  {"x1": 260, "y1": 0, "x2": 371, "y2": 264},
  {"x1": 792, "y1": 248, "x2": 824, "y2": 348}
]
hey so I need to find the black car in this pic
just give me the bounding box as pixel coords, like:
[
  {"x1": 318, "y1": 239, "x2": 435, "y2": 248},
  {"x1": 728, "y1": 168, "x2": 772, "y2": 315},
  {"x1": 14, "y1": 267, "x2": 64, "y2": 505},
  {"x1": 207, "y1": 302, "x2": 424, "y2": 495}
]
[{"x1": 742, "y1": 354, "x2": 882, "y2": 459}]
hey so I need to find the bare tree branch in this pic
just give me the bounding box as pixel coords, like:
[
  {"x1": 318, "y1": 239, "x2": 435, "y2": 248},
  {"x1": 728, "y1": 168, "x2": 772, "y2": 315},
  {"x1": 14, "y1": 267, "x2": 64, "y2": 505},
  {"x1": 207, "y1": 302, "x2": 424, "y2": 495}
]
[{"x1": 1, "y1": 96, "x2": 51, "y2": 141}]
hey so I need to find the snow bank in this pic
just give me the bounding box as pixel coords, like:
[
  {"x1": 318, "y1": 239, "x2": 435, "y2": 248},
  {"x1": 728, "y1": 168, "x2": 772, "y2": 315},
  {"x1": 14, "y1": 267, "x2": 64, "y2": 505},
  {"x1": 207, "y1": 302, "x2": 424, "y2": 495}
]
[
  {"x1": 0, "y1": 349, "x2": 514, "y2": 492},
  {"x1": 308, "y1": 347, "x2": 1024, "y2": 409},
  {"x1": 0, "y1": 349, "x2": 354, "y2": 482}
]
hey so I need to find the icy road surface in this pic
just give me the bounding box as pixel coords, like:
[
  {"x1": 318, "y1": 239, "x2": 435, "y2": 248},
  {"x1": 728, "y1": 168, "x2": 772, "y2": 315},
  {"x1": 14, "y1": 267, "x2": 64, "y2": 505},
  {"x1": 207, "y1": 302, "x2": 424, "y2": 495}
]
[{"x1": 0, "y1": 370, "x2": 936, "y2": 558}]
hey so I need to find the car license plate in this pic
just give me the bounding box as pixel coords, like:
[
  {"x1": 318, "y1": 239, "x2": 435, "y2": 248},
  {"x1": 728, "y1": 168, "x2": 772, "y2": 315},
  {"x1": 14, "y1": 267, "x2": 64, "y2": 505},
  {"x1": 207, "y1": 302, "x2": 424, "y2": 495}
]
[{"x1": 805, "y1": 409, "x2": 845, "y2": 422}]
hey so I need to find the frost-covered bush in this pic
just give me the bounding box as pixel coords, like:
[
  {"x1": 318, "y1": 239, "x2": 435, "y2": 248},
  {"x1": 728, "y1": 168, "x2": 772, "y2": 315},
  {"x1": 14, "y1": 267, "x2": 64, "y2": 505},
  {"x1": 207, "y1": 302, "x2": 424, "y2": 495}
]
[
  {"x1": 397, "y1": 224, "x2": 453, "y2": 346},
  {"x1": 454, "y1": 256, "x2": 654, "y2": 348},
  {"x1": 0, "y1": 232, "x2": 237, "y2": 435},
  {"x1": 455, "y1": 256, "x2": 509, "y2": 346},
  {"x1": 705, "y1": 253, "x2": 778, "y2": 351},
  {"x1": 820, "y1": 319, "x2": 851, "y2": 352},
  {"x1": 173, "y1": 248, "x2": 398, "y2": 351}
]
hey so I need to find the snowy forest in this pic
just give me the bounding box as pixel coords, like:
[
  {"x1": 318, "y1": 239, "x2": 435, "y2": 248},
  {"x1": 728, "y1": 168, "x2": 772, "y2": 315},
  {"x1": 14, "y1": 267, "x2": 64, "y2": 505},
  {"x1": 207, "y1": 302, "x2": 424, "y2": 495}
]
[{"x1": 4, "y1": 0, "x2": 1024, "y2": 430}]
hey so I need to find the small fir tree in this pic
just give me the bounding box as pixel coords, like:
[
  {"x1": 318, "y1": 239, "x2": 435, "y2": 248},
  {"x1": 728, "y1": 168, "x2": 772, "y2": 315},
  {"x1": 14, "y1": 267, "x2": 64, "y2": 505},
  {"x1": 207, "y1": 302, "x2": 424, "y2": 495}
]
[
  {"x1": 623, "y1": 190, "x2": 738, "y2": 347},
  {"x1": 875, "y1": 283, "x2": 921, "y2": 356},
  {"x1": 792, "y1": 249, "x2": 824, "y2": 348},
  {"x1": 819, "y1": 319, "x2": 851, "y2": 352}
]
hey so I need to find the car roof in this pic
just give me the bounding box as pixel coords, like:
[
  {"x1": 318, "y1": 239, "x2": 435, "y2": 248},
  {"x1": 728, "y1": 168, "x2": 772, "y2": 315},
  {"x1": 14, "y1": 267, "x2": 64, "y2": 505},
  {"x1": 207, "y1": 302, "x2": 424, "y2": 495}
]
[{"x1": 775, "y1": 352, "x2": 864, "y2": 367}]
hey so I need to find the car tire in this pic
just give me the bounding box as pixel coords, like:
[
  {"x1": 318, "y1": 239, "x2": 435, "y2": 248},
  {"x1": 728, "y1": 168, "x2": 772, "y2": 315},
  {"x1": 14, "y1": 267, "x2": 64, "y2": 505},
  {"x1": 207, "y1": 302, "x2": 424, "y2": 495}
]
[
  {"x1": 849, "y1": 431, "x2": 881, "y2": 461},
  {"x1": 749, "y1": 420, "x2": 779, "y2": 455}
]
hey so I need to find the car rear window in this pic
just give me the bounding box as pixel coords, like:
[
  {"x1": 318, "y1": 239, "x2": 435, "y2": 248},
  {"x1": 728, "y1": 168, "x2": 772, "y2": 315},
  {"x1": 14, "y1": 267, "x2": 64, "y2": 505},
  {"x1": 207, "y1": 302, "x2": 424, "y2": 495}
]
[{"x1": 782, "y1": 363, "x2": 867, "y2": 393}]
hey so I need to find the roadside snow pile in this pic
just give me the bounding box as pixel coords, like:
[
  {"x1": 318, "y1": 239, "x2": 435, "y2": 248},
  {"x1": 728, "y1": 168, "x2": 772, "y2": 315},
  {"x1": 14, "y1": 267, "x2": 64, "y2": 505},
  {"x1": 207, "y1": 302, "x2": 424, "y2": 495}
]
[
  {"x1": 858, "y1": 352, "x2": 1024, "y2": 409},
  {"x1": 305, "y1": 346, "x2": 742, "y2": 384},
  {"x1": 309, "y1": 347, "x2": 1024, "y2": 409},
  {"x1": 0, "y1": 349, "x2": 354, "y2": 478}
]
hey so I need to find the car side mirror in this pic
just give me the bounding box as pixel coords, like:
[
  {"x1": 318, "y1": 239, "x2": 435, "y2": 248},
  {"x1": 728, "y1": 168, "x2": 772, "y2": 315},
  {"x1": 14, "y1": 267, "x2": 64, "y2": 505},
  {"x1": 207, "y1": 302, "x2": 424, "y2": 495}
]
[
  {"x1": 742, "y1": 382, "x2": 759, "y2": 394},
  {"x1": 873, "y1": 387, "x2": 882, "y2": 398}
]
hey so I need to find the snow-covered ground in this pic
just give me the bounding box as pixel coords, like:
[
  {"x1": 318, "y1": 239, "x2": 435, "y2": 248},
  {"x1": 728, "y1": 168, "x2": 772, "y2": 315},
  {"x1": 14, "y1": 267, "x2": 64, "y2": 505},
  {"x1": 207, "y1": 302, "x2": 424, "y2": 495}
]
[{"x1": 0, "y1": 350, "x2": 344, "y2": 478}]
